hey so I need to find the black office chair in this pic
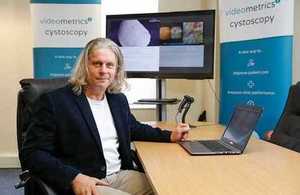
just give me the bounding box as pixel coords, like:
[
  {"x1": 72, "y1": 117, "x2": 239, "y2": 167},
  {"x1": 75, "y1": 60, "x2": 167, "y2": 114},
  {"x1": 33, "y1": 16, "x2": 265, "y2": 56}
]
[
  {"x1": 16, "y1": 78, "x2": 68, "y2": 195},
  {"x1": 266, "y1": 82, "x2": 300, "y2": 153}
]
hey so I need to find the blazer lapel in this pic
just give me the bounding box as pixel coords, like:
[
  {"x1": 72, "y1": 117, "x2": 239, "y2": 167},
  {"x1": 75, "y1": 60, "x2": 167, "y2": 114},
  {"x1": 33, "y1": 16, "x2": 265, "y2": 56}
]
[
  {"x1": 73, "y1": 92, "x2": 103, "y2": 152},
  {"x1": 106, "y1": 93, "x2": 127, "y2": 144}
]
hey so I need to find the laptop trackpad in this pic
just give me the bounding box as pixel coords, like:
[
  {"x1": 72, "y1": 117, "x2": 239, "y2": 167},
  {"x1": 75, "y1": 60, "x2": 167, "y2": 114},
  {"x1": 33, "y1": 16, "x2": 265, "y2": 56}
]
[{"x1": 185, "y1": 141, "x2": 211, "y2": 152}]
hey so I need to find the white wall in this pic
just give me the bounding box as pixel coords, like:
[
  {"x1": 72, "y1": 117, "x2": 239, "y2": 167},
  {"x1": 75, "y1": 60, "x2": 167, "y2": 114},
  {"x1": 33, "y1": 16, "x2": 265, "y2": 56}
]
[{"x1": 0, "y1": 0, "x2": 33, "y2": 167}]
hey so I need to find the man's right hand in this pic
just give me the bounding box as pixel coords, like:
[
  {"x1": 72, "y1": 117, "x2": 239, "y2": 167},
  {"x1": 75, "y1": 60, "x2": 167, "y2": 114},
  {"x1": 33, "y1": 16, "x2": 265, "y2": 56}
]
[{"x1": 71, "y1": 173, "x2": 109, "y2": 195}]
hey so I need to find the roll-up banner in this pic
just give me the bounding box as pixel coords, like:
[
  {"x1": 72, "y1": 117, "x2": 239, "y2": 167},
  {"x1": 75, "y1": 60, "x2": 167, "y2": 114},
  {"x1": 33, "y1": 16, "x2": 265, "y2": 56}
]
[
  {"x1": 219, "y1": 0, "x2": 294, "y2": 137},
  {"x1": 31, "y1": 0, "x2": 101, "y2": 78}
]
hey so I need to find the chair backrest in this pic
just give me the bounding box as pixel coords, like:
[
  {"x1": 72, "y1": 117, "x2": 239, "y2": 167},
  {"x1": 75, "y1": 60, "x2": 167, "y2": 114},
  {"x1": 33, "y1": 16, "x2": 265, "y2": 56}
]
[
  {"x1": 270, "y1": 82, "x2": 300, "y2": 152},
  {"x1": 17, "y1": 78, "x2": 68, "y2": 167}
]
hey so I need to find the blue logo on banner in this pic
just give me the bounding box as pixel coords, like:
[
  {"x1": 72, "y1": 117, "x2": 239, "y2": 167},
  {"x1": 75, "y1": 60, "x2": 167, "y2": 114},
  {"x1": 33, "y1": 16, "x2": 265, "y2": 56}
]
[
  {"x1": 33, "y1": 48, "x2": 82, "y2": 78},
  {"x1": 220, "y1": 36, "x2": 292, "y2": 137}
]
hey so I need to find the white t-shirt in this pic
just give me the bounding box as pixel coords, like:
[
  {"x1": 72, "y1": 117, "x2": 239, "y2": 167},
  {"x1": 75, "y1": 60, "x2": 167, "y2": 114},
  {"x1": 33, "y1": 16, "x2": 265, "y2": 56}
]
[{"x1": 87, "y1": 95, "x2": 121, "y2": 175}]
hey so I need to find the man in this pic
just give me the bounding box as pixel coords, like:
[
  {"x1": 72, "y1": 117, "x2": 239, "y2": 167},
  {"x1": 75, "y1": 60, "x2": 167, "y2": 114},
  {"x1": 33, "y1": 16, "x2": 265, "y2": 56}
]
[{"x1": 22, "y1": 38, "x2": 189, "y2": 195}]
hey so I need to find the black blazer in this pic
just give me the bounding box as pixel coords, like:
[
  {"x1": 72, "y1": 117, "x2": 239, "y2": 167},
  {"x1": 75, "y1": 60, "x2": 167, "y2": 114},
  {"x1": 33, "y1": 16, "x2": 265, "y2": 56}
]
[{"x1": 22, "y1": 85, "x2": 171, "y2": 193}]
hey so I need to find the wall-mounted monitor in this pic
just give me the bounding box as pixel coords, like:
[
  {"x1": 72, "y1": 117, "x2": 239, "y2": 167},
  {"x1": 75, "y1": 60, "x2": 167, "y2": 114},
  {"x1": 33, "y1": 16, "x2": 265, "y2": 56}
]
[{"x1": 106, "y1": 10, "x2": 215, "y2": 79}]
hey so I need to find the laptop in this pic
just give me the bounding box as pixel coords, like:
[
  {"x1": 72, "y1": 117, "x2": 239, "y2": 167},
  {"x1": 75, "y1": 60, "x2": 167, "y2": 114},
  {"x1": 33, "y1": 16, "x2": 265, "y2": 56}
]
[{"x1": 179, "y1": 105, "x2": 263, "y2": 155}]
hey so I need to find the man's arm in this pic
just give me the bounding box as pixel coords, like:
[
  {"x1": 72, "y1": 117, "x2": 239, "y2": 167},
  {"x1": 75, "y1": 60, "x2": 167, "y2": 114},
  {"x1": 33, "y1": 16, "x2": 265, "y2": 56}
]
[{"x1": 119, "y1": 94, "x2": 189, "y2": 142}]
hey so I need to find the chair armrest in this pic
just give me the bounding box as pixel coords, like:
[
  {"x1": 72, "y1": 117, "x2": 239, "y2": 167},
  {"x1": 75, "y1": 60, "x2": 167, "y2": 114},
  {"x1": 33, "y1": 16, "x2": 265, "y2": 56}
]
[
  {"x1": 15, "y1": 170, "x2": 31, "y2": 189},
  {"x1": 15, "y1": 170, "x2": 58, "y2": 195},
  {"x1": 32, "y1": 176, "x2": 57, "y2": 195},
  {"x1": 131, "y1": 149, "x2": 144, "y2": 173}
]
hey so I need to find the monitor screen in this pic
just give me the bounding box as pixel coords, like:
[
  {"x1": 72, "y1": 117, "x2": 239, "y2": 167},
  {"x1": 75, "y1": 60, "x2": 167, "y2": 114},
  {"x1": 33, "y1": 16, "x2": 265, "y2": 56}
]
[{"x1": 106, "y1": 10, "x2": 215, "y2": 79}]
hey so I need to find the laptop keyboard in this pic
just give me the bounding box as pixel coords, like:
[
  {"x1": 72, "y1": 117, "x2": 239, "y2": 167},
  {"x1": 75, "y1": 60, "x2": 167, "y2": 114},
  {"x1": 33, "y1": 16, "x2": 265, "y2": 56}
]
[{"x1": 200, "y1": 140, "x2": 231, "y2": 152}]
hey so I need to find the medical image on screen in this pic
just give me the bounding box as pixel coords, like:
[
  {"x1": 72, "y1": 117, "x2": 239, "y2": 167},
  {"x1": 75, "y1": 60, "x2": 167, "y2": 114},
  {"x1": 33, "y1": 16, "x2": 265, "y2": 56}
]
[
  {"x1": 171, "y1": 26, "x2": 182, "y2": 39},
  {"x1": 107, "y1": 19, "x2": 160, "y2": 47},
  {"x1": 159, "y1": 26, "x2": 171, "y2": 41},
  {"x1": 183, "y1": 22, "x2": 203, "y2": 44},
  {"x1": 159, "y1": 22, "x2": 182, "y2": 45},
  {"x1": 159, "y1": 21, "x2": 204, "y2": 45}
]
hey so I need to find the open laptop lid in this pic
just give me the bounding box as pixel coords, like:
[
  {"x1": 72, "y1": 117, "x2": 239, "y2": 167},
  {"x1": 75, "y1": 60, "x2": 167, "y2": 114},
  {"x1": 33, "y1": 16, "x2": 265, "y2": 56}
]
[{"x1": 220, "y1": 105, "x2": 263, "y2": 152}]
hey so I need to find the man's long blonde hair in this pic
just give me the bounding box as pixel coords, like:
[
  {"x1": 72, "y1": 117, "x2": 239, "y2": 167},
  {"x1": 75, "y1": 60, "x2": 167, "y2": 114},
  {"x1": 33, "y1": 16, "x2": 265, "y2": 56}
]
[{"x1": 69, "y1": 38, "x2": 126, "y2": 95}]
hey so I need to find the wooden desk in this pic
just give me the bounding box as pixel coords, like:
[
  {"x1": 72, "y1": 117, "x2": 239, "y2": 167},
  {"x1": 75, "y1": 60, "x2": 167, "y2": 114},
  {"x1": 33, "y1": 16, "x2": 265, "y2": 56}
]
[{"x1": 134, "y1": 122, "x2": 300, "y2": 195}]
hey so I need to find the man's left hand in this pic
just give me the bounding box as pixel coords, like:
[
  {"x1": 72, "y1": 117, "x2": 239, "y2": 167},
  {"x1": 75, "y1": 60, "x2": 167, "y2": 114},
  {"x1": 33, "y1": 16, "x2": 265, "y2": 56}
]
[{"x1": 170, "y1": 123, "x2": 190, "y2": 142}]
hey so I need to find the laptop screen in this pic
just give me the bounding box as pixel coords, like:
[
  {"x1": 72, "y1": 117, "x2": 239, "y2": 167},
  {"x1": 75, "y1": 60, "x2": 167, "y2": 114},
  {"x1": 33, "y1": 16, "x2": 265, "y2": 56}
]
[{"x1": 221, "y1": 105, "x2": 262, "y2": 151}]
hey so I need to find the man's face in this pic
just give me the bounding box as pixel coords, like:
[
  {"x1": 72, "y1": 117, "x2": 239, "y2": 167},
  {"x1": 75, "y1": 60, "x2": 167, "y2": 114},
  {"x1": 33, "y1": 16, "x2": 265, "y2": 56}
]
[{"x1": 86, "y1": 48, "x2": 118, "y2": 91}]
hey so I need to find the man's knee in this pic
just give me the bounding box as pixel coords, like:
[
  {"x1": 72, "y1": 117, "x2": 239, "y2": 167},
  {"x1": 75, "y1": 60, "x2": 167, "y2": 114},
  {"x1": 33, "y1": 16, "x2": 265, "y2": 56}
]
[
  {"x1": 97, "y1": 185, "x2": 131, "y2": 195},
  {"x1": 117, "y1": 170, "x2": 153, "y2": 195}
]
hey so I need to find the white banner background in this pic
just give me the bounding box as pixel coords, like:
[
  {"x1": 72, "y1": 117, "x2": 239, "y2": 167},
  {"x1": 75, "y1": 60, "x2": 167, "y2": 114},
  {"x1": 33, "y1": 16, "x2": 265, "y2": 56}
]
[
  {"x1": 31, "y1": 4, "x2": 101, "y2": 47},
  {"x1": 219, "y1": 0, "x2": 294, "y2": 43}
]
